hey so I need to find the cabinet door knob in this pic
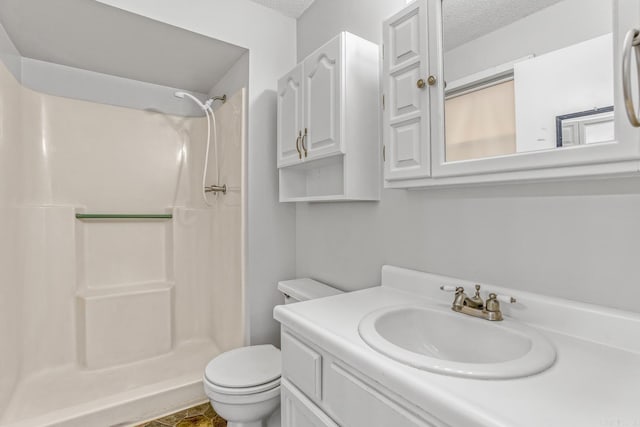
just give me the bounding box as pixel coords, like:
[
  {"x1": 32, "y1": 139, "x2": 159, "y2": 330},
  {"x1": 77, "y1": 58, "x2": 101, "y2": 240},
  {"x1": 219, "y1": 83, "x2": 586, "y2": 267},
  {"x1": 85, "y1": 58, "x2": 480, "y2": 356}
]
[{"x1": 417, "y1": 76, "x2": 436, "y2": 88}]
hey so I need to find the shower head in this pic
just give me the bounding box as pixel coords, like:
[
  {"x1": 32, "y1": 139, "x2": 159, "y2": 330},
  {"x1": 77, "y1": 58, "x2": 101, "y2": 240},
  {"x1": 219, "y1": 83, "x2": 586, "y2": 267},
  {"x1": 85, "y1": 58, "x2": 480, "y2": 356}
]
[{"x1": 175, "y1": 91, "x2": 227, "y2": 113}]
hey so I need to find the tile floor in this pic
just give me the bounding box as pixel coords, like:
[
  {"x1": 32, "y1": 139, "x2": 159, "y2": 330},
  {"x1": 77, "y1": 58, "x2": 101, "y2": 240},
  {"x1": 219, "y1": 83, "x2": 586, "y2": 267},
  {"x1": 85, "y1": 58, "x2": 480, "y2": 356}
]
[{"x1": 136, "y1": 402, "x2": 226, "y2": 427}]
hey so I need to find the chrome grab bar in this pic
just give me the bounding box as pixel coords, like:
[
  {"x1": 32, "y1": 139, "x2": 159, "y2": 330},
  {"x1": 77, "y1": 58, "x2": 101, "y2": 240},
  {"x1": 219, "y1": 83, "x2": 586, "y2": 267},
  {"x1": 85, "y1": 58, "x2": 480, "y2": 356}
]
[{"x1": 622, "y1": 29, "x2": 640, "y2": 127}]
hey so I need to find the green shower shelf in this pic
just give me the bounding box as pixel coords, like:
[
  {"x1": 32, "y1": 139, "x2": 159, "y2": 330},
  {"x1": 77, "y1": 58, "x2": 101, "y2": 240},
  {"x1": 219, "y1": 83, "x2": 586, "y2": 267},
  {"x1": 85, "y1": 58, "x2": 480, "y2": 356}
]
[{"x1": 75, "y1": 213, "x2": 173, "y2": 220}]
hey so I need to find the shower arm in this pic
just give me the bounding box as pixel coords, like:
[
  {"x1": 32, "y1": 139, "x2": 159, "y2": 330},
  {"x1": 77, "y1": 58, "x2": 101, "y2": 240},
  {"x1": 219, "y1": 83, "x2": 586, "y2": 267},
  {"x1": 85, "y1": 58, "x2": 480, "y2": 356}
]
[
  {"x1": 208, "y1": 95, "x2": 227, "y2": 105},
  {"x1": 175, "y1": 92, "x2": 226, "y2": 111}
]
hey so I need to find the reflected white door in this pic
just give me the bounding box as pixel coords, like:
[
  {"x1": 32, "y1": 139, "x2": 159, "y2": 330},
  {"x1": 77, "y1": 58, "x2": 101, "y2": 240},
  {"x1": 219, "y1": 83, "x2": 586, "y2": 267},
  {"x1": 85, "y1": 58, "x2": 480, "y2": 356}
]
[
  {"x1": 278, "y1": 64, "x2": 303, "y2": 167},
  {"x1": 303, "y1": 36, "x2": 343, "y2": 160},
  {"x1": 383, "y1": 0, "x2": 431, "y2": 181}
]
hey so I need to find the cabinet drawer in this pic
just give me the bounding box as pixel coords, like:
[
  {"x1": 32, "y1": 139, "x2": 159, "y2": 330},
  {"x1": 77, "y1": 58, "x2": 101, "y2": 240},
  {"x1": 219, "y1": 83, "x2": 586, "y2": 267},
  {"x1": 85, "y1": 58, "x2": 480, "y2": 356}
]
[
  {"x1": 281, "y1": 331, "x2": 323, "y2": 401},
  {"x1": 325, "y1": 362, "x2": 446, "y2": 427},
  {"x1": 281, "y1": 379, "x2": 338, "y2": 427}
]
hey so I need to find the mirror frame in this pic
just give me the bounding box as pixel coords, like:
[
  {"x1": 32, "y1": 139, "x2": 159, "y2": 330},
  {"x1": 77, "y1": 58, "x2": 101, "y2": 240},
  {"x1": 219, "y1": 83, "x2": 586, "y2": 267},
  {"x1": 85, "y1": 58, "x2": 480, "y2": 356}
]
[{"x1": 428, "y1": 0, "x2": 640, "y2": 184}]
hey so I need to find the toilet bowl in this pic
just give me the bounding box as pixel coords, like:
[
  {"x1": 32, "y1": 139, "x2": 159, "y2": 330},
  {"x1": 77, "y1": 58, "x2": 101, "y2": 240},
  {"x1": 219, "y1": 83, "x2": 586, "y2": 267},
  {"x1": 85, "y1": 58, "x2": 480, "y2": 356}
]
[
  {"x1": 204, "y1": 345, "x2": 281, "y2": 427},
  {"x1": 203, "y1": 278, "x2": 343, "y2": 427}
]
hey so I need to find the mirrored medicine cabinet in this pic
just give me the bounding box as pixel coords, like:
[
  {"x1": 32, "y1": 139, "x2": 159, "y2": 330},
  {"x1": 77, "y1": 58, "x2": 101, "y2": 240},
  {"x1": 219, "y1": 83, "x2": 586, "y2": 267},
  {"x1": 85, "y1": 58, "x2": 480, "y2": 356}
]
[{"x1": 382, "y1": 0, "x2": 640, "y2": 188}]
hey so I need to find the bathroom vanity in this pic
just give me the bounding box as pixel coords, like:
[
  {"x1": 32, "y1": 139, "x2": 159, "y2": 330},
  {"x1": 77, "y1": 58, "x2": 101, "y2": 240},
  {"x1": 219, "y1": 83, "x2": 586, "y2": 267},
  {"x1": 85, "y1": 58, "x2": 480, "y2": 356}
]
[{"x1": 274, "y1": 266, "x2": 640, "y2": 426}]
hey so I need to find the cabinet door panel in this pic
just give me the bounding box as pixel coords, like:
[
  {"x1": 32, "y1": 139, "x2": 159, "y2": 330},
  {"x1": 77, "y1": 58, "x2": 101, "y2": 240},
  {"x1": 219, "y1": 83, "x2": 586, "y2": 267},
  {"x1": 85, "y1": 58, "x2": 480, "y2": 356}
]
[
  {"x1": 383, "y1": 0, "x2": 431, "y2": 182},
  {"x1": 281, "y1": 379, "x2": 338, "y2": 427},
  {"x1": 303, "y1": 36, "x2": 343, "y2": 160},
  {"x1": 391, "y1": 117, "x2": 425, "y2": 172},
  {"x1": 278, "y1": 65, "x2": 303, "y2": 167},
  {"x1": 282, "y1": 332, "x2": 323, "y2": 402},
  {"x1": 325, "y1": 363, "x2": 443, "y2": 427},
  {"x1": 390, "y1": 6, "x2": 421, "y2": 67}
]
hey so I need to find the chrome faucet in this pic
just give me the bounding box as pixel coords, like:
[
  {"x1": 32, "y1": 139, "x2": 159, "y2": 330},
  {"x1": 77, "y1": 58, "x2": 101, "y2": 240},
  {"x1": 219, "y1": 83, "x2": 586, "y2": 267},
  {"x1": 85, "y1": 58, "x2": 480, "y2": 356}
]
[{"x1": 442, "y1": 284, "x2": 516, "y2": 321}]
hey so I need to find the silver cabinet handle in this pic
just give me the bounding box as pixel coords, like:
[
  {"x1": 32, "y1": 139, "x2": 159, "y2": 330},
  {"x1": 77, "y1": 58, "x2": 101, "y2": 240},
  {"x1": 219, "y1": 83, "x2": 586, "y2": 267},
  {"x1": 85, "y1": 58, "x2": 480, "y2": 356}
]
[
  {"x1": 622, "y1": 29, "x2": 640, "y2": 127},
  {"x1": 295, "y1": 131, "x2": 302, "y2": 159},
  {"x1": 301, "y1": 128, "x2": 308, "y2": 158}
]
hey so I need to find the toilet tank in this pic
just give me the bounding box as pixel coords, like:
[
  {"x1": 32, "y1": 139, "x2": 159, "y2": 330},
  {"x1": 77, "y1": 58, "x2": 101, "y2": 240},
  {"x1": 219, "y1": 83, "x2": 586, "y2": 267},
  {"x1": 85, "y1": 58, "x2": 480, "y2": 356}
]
[{"x1": 277, "y1": 278, "x2": 343, "y2": 304}]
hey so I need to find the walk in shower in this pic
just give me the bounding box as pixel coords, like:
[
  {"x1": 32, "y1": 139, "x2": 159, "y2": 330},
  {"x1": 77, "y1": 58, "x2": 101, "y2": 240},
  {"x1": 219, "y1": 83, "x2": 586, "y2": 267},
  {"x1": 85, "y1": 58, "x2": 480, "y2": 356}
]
[{"x1": 0, "y1": 1, "x2": 248, "y2": 425}]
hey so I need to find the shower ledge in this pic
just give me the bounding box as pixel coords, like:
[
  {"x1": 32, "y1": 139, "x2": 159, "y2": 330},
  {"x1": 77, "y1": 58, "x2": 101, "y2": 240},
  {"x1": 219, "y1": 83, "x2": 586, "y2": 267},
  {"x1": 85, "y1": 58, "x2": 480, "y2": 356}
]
[
  {"x1": 0, "y1": 339, "x2": 220, "y2": 427},
  {"x1": 77, "y1": 282, "x2": 174, "y2": 369}
]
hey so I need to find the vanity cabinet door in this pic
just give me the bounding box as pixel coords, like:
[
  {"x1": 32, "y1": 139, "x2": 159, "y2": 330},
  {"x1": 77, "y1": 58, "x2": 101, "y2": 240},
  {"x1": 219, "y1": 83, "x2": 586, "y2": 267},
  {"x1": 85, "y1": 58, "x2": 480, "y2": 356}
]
[
  {"x1": 382, "y1": 0, "x2": 432, "y2": 185},
  {"x1": 302, "y1": 35, "x2": 343, "y2": 160},
  {"x1": 324, "y1": 362, "x2": 444, "y2": 427},
  {"x1": 277, "y1": 64, "x2": 304, "y2": 167},
  {"x1": 281, "y1": 379, "x2": 339, "y2": 427}
]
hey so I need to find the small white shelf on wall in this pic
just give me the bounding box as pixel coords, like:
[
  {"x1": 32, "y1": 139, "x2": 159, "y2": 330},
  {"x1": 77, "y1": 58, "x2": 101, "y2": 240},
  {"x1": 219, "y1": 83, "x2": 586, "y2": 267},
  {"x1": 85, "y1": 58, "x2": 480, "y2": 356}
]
[
  {"x1": 280, "y1": 154, "x2": 345, "y2": 201},
  {"x1": 277, "y1": 31, "x2": 381, "y2": 202}
]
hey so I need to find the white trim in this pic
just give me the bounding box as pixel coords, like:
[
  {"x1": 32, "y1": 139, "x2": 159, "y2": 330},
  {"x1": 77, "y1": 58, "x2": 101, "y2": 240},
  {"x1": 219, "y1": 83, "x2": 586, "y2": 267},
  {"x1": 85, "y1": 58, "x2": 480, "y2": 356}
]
[{"x1": 445, "y1": 55, "x2": 533, "y2": 97}]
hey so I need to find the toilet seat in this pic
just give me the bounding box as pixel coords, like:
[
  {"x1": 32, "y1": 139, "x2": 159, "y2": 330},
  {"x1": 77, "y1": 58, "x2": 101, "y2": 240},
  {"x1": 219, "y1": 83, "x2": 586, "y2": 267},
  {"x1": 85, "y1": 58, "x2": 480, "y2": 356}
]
[
  {"x1": 204, "y1": 375, "x2": 281, "y2": 395},
  {"x1": 204, "y1": 376, "x2": 281, "y2": 406},
  {"x1": 204, "y1": 344, "x2": 281, "y2": 396}
]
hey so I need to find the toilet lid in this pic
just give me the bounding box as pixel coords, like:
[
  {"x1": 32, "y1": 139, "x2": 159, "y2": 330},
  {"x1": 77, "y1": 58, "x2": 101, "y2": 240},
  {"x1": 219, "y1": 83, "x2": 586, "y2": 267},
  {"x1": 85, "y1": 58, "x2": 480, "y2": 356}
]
[
  {"x1": 204, "y1": 375, "x2": 280, "y2": 396},
  {"x1": 205, "y1": 345, "x2": 281, "y2": 389}
]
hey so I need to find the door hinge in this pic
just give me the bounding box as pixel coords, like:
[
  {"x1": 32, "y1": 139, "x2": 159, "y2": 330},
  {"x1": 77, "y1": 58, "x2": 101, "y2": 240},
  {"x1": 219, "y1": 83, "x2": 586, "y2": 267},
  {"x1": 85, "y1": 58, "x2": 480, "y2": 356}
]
[
  {"x1": 382, "y1": 94, "x2": 385, "y2": 110},
  {"x1": 383, "y1": 145, "x2": 386, "y2": 162}
]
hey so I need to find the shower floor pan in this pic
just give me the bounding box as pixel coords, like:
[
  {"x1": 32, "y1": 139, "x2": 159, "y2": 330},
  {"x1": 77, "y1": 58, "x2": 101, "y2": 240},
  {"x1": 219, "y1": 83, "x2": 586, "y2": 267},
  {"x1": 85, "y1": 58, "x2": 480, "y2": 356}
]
[{"x1": 0, "y1": 339, "x2": 219, "y2": 427}]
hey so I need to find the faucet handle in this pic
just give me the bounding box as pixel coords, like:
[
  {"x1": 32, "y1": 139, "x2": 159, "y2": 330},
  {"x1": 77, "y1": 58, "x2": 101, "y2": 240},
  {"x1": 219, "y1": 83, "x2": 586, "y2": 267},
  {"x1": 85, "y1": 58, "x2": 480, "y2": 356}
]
[
  {"x1": 485, "y1": 293, "x2": 501, "y2": 313},
  {"x1": 495, "y1": 294, "x2": 517, "y2": 304},
  {"x1": 440, "y1": 285, "x2": 466, "y2": 295},
  {"x1": 485, "y1": 293, "x2": 517, "y2": 315}
]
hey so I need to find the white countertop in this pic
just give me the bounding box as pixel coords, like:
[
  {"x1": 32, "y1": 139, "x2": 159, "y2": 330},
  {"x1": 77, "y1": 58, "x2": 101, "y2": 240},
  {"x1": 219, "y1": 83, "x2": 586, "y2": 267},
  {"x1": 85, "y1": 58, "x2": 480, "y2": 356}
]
[{"x1": 274, "y1": 267, "x2": 640, "y2": 427}]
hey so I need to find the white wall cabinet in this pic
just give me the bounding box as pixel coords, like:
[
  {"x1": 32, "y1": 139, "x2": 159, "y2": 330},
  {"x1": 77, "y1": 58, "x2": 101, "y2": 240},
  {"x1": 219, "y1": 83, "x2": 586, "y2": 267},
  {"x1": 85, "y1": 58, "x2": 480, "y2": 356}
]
[
  {"x1": 382, "y1": 0, "x2": 432, "y2": 183},
  {"x1": 302, "y1": 36, "x2": 343, "y2": 161},
  {"x1": 277, "y1": 64, "x2": 303, "y2": 167},
  {"x1": 382, "y1": 0, "x2": 640, "y2": 189},
  {"x1": 277, "y1": 32, "x2": 380, "y2": 202}
]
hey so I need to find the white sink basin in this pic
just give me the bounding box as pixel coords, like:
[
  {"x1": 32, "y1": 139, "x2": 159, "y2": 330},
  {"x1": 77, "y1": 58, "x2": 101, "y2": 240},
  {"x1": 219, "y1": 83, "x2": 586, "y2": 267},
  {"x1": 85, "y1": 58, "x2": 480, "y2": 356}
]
[{"x1": 358, "y1": 305, "x2": 556, "y2": 379}]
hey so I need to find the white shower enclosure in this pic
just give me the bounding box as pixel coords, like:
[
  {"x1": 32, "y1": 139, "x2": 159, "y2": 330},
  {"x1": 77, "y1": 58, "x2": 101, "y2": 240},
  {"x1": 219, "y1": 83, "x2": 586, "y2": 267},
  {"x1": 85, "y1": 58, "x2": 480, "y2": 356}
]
[{"x1": 0, "y1": 3, "x2": 248, "y2": 426}]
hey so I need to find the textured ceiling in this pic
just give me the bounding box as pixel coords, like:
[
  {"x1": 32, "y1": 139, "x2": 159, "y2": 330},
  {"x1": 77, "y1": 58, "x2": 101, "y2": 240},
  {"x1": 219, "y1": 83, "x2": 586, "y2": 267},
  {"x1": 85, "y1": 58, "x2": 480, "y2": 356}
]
[
  {"x1": 249, "y1": 0, "x2": 316, "y2": 18},
  {"x1": 0, "y1": 0, "x2": 247, "y2": 93},
  {"x1": 443, "y1": 0, "x2": 565, "y2": 50},
  {"x1": 0, "y1": 0, "x2": 567, "y2": 92},
  {"x1": 252, "y1": 0, "x2": 566, "y2": 48}
]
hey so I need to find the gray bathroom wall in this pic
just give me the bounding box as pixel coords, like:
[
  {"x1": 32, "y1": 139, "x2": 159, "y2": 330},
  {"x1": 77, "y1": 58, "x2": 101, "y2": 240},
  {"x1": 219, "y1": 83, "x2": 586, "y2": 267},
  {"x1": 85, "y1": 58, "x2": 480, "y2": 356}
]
[
  {"x1": 295, "y1": 0, "x2": 640, "y2": 313},
  {"x1": 210, "y1": 51, "x2": 249, "y2": 101},
  {"x1": 0, "y1": 19, "x2": 20, "y2": 81}
]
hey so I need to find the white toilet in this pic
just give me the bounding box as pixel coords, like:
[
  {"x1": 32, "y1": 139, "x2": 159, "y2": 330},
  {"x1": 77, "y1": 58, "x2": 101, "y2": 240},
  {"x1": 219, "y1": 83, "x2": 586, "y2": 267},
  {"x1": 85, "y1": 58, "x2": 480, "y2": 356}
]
[{"x1": 203, "y1": 278, "x2": 343, "y2": 427}]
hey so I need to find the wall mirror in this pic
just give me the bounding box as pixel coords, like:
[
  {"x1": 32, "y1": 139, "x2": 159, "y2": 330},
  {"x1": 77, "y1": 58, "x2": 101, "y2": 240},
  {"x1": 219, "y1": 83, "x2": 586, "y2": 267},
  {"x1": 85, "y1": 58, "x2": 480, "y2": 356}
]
[{"x1": 434, "y1": 0, "x2": 640, "y2": 179}]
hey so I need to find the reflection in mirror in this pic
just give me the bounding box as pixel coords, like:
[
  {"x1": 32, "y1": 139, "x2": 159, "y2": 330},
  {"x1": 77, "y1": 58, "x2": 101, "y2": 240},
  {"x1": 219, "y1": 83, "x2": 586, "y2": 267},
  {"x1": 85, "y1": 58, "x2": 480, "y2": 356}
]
[{"x1": 443, "y1": 0, "x2": 614, "y2": 163}]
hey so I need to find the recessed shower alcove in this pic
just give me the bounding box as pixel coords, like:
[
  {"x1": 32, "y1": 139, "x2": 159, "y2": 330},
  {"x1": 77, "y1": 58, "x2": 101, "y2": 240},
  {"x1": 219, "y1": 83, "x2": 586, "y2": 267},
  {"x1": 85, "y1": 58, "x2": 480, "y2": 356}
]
[
  {"x1": 75, "y1": 215, "x2": 175, "y2": 369},
  {"x1": 0, "y1": 1, "x2": 249, "y2": 425}
]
